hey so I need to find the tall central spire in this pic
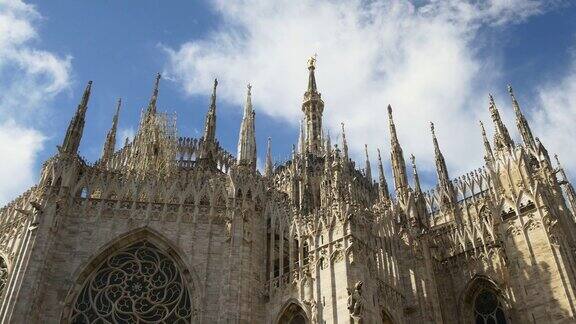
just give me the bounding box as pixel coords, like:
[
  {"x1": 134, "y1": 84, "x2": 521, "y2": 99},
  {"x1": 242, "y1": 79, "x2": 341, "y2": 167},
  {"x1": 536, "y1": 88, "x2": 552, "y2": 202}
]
[
  {"x1": 388, "y1": 105, "x2": 409, "y2": 199},
  {"x1": 302, "y1": 55, "x2": 324, "y2": 155}
]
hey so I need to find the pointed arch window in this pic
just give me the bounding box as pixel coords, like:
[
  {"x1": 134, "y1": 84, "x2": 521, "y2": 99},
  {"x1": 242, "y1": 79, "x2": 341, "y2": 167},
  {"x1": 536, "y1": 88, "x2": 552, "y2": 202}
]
[
  {"x1": 70, "y1": 241, "x2": 193, "y2": 323},
  {"x1": 474, "y1": 289, "x2": 507, "y2": 324}
]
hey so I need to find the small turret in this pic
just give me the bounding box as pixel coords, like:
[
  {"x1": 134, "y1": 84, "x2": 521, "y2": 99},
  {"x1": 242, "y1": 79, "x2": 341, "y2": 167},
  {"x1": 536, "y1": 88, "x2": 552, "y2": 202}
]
[
  {"x1": 508, "y1": 85, "x2": 536, "y2": 149},
  {"x1": 60, "y1": 81, "x2": 92, "y2": 155},
  {"x1": 264, "y1": 137, "x2": 274, "y2": 177},
  {"x1": 237, "y1": 84, "x2": 257, "y2": 168},
  {"x1": 410, "y1": 154, "x2": 422, "y2": 195},
  {"x1": 388, "y1": 105, "x2": 409, "y2": 199},
  {"x1": 200, "y1": 79, "x2": 218, "y2": 160},
  {"x1": 488, "y1": 94, "x2": 514, "y2": 151},
  {"x1": 377, "y1": 148, "x2": 390, "y2": 202},
  {"x1": 147, "y1": 73, "x2": 161, "y2": 115},
  {"x1": 364, "y1": 144, "x2": 372, "y2": 183},
  {"x1": 298, "y1": 119, "x2": 305, "y2": 154},
  {"x1": 101, "y1": 98, "x2": 122, "y2": 165},
  {"x1": 430, "y1": 122, "x2": 453, "y2": 203},
  {"x1": 341, "y1": 122, "x2": 349, "y2": 162},
  {"x1": 480, "y1": 121, "x2": 494, "y2": 164}
]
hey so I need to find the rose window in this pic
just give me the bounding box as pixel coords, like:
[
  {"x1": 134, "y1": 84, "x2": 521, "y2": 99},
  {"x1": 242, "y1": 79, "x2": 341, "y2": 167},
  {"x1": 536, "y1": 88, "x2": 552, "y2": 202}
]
[{"x1": 70, "y1": 241, "x2": 193, "y2": 323}]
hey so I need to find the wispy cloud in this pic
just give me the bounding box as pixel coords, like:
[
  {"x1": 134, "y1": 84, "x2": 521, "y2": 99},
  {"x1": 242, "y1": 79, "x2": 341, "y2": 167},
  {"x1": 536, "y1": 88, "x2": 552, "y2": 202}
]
[
  {"x1": 534, "y1": 46, "x2": 576, "y2": 172},
  {"x1": 164, "y1": 0, "x2": 561, "y2": 182},
  {"x1": 0, "y1": 0, "x2": 72, "y2": 204}
]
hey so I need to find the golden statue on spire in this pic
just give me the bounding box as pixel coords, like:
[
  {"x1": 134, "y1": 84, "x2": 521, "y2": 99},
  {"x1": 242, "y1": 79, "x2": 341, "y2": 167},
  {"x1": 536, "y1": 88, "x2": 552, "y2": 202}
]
[{"x1": 308, "y1": 53, "x2": 317, "y2": 69}]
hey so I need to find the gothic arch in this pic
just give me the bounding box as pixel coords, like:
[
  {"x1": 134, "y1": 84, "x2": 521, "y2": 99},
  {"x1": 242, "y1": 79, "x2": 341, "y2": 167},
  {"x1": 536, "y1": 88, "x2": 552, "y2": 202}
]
[
  {"x1": 275, "y1": 299, "x2": 310, "y2": 324},
  {"x1": 61, "y1": 227, "x2": 200, "y2": 323},
  {"x1": 459, "y1": 275, "x2": 511, "y2": 324}
]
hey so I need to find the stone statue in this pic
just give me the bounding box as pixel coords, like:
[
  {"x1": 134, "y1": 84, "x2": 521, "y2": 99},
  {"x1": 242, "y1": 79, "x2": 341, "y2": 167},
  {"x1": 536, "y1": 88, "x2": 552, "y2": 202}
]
[{"x1": 347, "y1": 281, "x2": 364, "y2": 322}]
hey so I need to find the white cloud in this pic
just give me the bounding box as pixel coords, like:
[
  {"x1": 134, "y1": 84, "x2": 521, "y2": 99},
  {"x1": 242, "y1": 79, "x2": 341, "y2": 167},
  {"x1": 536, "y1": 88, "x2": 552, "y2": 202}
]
[
  {"x1": 0, "y1": 120, "x2": 44, "y2": 203},
  {"x1": 533, "y1": 51, "x2": 576, "y2": 173},
  {"x1": 0, "y1": 0, "x2": 72, "y2": 204},
  {"x1": 165, "y1": 0, "x2": 558, "y2": 182}
]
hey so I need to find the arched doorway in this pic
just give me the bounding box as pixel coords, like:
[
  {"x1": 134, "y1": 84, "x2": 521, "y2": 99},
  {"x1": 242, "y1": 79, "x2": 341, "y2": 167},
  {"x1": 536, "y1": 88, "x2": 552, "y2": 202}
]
[
  {"x1": 278, "y1": 302, "x2": 309, "y2": 324},
  {"x1": 68, "y1": 240, "x2": 194, "y2": 323}
]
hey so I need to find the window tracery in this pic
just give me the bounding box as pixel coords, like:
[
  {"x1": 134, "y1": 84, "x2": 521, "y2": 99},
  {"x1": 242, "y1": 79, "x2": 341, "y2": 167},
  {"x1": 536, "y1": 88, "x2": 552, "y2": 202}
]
[
  {"x1": 70, "y1": 241, "x2": 193, "y2": 323},
  {"x1": 474, "y1": 290, "x2": 506, "y2": 324}
]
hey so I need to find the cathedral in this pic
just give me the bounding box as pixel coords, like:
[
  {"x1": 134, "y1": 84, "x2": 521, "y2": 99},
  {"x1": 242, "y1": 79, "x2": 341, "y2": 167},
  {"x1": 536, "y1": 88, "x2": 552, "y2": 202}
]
[{"x1": 0, "y1": 57, "x2": 575, "y2": 324}]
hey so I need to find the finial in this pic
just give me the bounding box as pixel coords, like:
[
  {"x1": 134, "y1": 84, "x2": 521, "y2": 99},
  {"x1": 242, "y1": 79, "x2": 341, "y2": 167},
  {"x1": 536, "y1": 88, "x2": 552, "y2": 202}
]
[
  {"x1": 115, "y1": 97, "x2": 122, "y2": 113},
  {"x1": 507, "y1": 84, "x2": 513, "y2": 94},
  {"x1": 410, "y1": 154, "x2": 416, "y2": 168},
  {"x1": 80, "y1": 80, "x2": 93, "y2": 108},
  {"x1": 213, "y1": 78, "x2": 218, "y2": 92},
  {"x1": 341, "y1": 122, "x2": 349, "y2": 159},
  {"x1": 430, "y1": 122, "x2": 436, "y2": 137},
  {"x1": 247, "y1": 83, "x2": 252, "y2": 94},
  {"x1": 154, "y1": 72, "x2": 161, "y2": 88},
  {"x1": 264, "y1": 137, "x2": 273, "y2": 177}
]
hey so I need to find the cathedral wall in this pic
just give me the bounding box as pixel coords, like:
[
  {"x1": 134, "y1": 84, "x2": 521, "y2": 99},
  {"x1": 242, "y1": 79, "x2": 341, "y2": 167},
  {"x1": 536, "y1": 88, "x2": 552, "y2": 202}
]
[
  {"x1": 5, "y1": 192, "x2": 267, "y2": 324},
  {"x1": 502, "y1": 209, "x2": 576, "y2": 323}
]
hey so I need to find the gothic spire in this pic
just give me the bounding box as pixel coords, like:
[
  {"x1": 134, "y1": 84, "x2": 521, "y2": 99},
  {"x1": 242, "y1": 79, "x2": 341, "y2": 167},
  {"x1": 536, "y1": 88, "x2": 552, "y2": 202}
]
[
  {"x1": 200, "y1": 78, "x2": 218, "y2": 160},
  {"x1": 237, "y1": 84, "x2": 257, "y2": 168},
  {"x1": 480, "y1": 121, "x2": 494, "y2": 164},
  {"x1": 147, "y1": 73, "x2": 161, "y2": 115},
  {"x1": 307, "y1": 54, "x2": 318, "y2": 94},
  {"x1": 341, "y1": 122, "x2": 349, "y2": 161},
  {"x1": 302, "y1": 55, "x2": 324, "y2": 155},
  {"x1": 488, "y1": 94, "x2": 514, "y2": 151},
  {"x1": 377, "y1": 148, "x2": 390, "y2": 201},
  {"x1": 204, "y1": 79, "x2": 218, "y2": 144},
  {"x1": 508, "y1": 84, "x2": 535, "y2": 149},
  {"x1": 264, "y1": 137, "x2": 273, "y2": 177},
  {"x1": 61, "y1": 80, "x2": 92, "y2": 155},
  {"x1": 388, "y1": 104, "x2": 409, "y2": 198},
  {"x1": 410, "y1": 154, "x2": 422, "y2": 194},
  {"x1": 364, "y1": 144, "x2": 372, "y2": 183},
  {"x1": 430, "y1": 122, "x2": 452, "y2": 195},
  {"x1": 101, "y1": 98, "x2": 122, "y2": 164}
]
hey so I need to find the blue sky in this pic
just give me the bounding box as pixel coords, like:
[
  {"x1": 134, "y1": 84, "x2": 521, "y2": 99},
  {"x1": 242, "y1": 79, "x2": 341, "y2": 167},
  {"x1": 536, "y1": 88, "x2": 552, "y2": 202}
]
[{"x1": 1, "y1": 0, "x2": 576, "y2": 204}]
